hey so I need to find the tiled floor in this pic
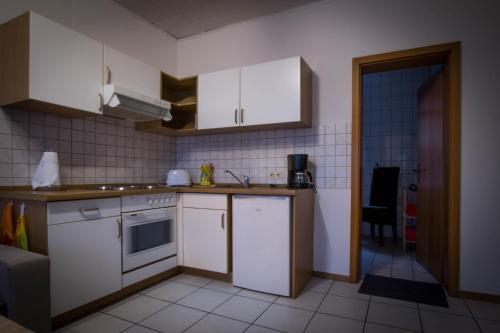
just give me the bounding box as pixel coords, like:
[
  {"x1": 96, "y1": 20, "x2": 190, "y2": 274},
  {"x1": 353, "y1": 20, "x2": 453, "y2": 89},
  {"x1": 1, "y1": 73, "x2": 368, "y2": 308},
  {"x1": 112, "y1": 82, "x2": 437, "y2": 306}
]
[
  {"x1": 58, "y1": 243, "x2": 500, "y2": 333},
  {"x1": 360, "y1": 236, "x2": 437, "y2": 283}
]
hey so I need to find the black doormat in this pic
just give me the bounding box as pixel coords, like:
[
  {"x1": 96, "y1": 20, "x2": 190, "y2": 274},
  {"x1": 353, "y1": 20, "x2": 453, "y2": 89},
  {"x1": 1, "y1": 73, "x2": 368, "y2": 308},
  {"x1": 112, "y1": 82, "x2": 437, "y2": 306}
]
[{"x1": 359, "y1": 274, "x2": 449, "y2": 307}]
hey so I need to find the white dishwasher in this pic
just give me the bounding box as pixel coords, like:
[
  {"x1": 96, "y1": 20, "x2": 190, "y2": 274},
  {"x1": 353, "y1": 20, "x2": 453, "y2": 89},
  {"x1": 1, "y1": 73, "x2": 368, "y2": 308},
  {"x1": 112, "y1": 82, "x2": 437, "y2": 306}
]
[{"x1": 232, "y1": 195, "x2": 291, "y2": 296}]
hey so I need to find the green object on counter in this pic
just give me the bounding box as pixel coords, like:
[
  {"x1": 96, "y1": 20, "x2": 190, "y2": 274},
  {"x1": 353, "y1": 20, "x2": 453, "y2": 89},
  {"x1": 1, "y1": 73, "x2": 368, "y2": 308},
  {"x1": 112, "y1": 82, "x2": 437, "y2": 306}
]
[{"x1": 200, "y1": 161, "x2": 213, "y2": 186}]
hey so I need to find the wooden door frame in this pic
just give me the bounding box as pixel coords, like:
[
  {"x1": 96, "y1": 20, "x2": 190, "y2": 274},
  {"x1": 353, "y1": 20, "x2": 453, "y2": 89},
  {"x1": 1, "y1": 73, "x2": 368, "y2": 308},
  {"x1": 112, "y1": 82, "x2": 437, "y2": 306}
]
[{"x1": 350, "y1": 42, "x2": 461, "y2": 296}]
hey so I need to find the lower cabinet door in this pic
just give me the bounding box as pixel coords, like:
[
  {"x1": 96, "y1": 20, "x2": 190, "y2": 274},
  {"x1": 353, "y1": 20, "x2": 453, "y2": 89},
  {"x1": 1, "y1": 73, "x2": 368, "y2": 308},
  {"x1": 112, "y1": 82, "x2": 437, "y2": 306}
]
[
  {"x1": 183, "y1": 208, "x2": 228, "y2": 273},
  {"x1": 48, "y1": 216, "x2": 122, "y2": 316}
]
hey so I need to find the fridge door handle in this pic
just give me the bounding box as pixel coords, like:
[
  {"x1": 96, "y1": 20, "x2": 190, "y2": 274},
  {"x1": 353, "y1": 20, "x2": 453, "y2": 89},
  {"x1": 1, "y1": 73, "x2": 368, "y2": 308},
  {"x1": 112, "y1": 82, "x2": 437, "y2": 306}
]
[{"x1": 221, "y1": 213, "x2": 225, "y2": 229}]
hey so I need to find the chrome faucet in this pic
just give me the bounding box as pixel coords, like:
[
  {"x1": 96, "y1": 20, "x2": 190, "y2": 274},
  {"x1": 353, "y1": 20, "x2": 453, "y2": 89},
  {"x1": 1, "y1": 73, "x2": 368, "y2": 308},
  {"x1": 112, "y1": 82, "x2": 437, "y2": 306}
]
[{"x1": 224, "y1": 169, "x2": 250, "y2": 188}]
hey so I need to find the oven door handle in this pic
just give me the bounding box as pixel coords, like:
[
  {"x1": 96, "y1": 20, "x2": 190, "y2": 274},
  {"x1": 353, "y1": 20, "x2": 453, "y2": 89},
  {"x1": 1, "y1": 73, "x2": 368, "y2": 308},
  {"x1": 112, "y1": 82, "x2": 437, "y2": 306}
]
[
  {"x1": 123, "y1": 216, "x2": 173, "y2": 227},
  {"x1": 117, "y1": 219, "x2": 122, "y2": 239}
]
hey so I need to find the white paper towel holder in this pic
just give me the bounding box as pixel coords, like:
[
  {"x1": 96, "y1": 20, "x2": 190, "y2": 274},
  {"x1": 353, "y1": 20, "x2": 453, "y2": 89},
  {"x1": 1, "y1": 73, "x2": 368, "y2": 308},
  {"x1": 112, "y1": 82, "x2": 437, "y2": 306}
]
[{"x1": 32, "y1": 150, "x2": 65, "y2": 191}]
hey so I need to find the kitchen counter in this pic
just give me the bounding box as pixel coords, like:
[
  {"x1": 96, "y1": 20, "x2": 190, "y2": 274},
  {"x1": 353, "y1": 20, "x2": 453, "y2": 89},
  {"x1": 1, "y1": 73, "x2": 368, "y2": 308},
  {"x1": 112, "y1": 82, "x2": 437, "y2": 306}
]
[{"x1": 0, "y1": 184, "x2": 312, "y2": 202}]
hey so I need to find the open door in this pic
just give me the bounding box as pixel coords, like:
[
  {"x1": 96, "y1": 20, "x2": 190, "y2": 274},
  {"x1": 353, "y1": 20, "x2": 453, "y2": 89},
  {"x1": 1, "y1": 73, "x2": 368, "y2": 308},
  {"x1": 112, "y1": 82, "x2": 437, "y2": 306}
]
[{"x1": 416, "y1": 67, "x2": 449, "y2": 284}]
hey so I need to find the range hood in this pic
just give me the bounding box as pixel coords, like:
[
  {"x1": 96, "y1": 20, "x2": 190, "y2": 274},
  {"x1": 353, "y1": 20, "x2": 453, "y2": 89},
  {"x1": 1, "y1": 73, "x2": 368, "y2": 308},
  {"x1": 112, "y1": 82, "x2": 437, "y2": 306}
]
[{"x1": 102, "y1": 84, "x2": 172, "y2": 121}]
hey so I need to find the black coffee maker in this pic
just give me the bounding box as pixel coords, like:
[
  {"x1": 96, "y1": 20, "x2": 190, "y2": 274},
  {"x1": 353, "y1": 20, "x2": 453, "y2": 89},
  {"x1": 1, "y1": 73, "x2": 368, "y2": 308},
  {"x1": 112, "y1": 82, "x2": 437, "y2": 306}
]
[{"x1": 287, "y1": 154, "x2": 314, "y2": 188}]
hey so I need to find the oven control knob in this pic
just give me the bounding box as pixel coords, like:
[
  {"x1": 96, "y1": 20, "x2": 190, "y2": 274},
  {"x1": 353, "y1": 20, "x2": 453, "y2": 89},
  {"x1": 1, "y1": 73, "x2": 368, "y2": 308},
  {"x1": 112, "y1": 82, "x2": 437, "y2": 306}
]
[
  {"x1": 148, "y1": 199, "x2": 153, "y2": 205},
  {"x1": 154, "y1": 199, "x2": 159, "y2": 205},
  {"x1": 160, "y1": 198, "x2": 165, "y2": 203}
]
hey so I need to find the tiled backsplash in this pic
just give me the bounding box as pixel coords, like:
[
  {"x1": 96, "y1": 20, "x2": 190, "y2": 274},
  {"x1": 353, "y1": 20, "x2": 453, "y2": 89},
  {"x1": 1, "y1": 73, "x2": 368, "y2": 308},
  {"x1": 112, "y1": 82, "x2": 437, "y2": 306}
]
[
  {"x1": 0, "y1": 107, "x2": 176, "y2": 186},
  {"x1": 361, "y1": 65, "x2": 443, "y2": 236},
  {"x1": 0, "y1": 106, "x2": 351, "y2": 189},
  {"x1": 176, "y1": 123, "x2": 352, "y2": 189}
]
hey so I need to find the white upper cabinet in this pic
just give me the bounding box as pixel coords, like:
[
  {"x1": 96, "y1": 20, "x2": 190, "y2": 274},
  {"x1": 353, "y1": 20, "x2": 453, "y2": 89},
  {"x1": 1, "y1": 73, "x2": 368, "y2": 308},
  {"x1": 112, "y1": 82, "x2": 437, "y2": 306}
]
[
  {"x1": 196, "y1": 57, "x2": 311, "y2": 130},
  {"x1": 240, "y1": 57, "x2": 302, "y2": 126},
  {"x1": 0, "y1": 12, "x2": 103, "y2": 115},
  {"x1": 197, "y1": 68, "x2": 240, "y2": 130},
  {"x1": 29, "y1": 12, "x2": 103, "y2": 114},
  {"x1": 104, "y1": 46, "x2": 161, "y2": 99}
]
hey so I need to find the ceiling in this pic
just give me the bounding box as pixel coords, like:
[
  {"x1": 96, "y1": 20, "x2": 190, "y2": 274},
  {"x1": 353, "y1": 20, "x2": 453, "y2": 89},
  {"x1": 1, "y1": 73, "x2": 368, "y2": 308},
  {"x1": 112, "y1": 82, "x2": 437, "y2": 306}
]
[{"x1": 115, "y1": 0, "x2": 323, "y2": 39}]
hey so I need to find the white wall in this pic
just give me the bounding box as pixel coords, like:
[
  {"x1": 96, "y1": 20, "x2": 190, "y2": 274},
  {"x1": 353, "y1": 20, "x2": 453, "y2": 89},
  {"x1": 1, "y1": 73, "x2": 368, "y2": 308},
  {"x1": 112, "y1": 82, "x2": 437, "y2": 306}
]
[
  {"x1": 177, "y1": 0, "x2": 500, "y2": 295},
  {"x1": 0, "y1": 0, "x2": 177, "y2": 74}
]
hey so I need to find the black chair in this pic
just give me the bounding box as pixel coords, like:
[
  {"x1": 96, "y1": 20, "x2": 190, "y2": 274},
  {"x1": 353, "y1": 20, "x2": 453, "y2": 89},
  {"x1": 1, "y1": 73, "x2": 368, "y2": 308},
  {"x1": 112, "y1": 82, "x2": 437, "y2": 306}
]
[{"x1": 362, "y1": 166, "x2": 400, "y2": 246}]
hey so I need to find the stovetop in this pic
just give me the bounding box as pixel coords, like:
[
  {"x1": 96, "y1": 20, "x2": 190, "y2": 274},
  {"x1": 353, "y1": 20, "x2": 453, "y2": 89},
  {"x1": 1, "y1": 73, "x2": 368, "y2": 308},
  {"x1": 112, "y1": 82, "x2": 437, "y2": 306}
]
[{"x1": 96, "y1": 184, "x2": 163, "y2": 191}]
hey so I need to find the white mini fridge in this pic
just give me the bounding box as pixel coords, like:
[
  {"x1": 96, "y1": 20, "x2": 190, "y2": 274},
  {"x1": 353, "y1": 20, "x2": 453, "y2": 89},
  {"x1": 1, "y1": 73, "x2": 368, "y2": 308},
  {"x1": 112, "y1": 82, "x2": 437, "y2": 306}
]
[{"x1": 232, "y1": 195, "x2": 291, "y2": 296}]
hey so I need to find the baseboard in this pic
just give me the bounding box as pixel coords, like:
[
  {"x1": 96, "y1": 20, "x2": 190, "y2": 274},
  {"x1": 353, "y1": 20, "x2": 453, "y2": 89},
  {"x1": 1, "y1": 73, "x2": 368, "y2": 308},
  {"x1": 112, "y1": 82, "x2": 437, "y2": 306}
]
[
  {"x1": 312, "y1": 271, "x2": 351, "y2": 282},
  {"x1": 181, "y1": 266, "x2": 232, "y2": 282},
  {"x1": 459, "y1": 290, "x2": 500, "y2": 303}
]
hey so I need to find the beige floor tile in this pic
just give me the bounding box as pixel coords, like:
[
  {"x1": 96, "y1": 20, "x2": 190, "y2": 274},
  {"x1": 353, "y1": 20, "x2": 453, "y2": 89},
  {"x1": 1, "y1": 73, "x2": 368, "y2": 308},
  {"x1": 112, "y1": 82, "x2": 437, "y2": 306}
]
[
  {"x1": 276, "y1": 291, "x2": 325, "y2": 311},
  {"x1": 204, "y1": 280, "x2": 242, "y2": 294},
  {"x1": 366, "y1": 302, "x2": 421, "y2": 331},
  {"x1": 363, "y1": 322, "x2": 417, "y2": 333},
  {"x1": 478, "y1": 319, "x2": 500, "y2": 333},
  {"x1": 145, "y1": 281, "x2": 198, "y2": 302},
  {"x1": 466, "y1": 299, "x2": 500, "y2": 321},
  {"x1": 237, "y1": 289, "x2": 278, "y2": 302},
  {"x1": 318, "y1": 295, "x2": 368, "y2": 321},
  {"x1": 245, "y1": 325, "x2": 282, "y2": 333},
  {"x1": 420, "y1": 310, "x2": 480, "y2": 333},
  {"x1": 105, "y1": 295, "x2": 170, "y2": 323},
  {"x1": 213, "y1": 295, "x2": 270, "y2": 323},
  {"x1": 370, "y1": 296, "x2": 417, "y2": 309},
  {"x1": 184, "y1": 314, "x2": 249, "y2": 333},
  {"x1": 419, "y1": 296, "x2": 471, "y2": 316},
  {"x1": 121, "y1": 325, "x2": 159, "y2": 333},
  {"x1": 172, "y1": 274, "x2": 212, "y2": 287},
  {"x1": 140, "y1": 304, "x2": 206, "y2": 333},
  {"x1": 305, "y1": 313, "x2": 363, "y2": 333},
  {"x1": 329, "y1": 281, "x2": 370, "y2": 301},
  {"x1": 303, "y1": 277, "x2": 333, "y2": 294},
  {"x1": 177, "y1": 288, "x2": 232, "y2": 312},
  {"x1": 63, "y1": 313, "x2": 132, "y2": 333},
  {"x1": 255, "y1": 304, "x2": 314, "y2": 333}
]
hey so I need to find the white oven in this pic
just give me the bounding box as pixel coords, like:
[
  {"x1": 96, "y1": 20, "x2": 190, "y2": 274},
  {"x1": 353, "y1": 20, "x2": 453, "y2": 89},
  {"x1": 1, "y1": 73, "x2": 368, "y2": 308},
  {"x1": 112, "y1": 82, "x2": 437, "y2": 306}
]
[{"x1": 121, "y1": 194, "x2": 177, "y2": 273}]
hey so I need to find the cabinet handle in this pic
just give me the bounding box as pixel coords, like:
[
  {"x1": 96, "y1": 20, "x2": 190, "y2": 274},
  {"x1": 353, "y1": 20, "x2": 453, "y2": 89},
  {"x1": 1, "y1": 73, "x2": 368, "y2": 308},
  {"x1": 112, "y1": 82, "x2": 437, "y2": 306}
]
[
  {"x1": 79, "y1": 208, "x2": 100, "y2": 216},
  {"x1": 98, "y1": 93, "x2": 104, "y2": 111},
  {"x1": 221, "y1": 213, "x2": 225, "y2": 229},
  {"x1": 234, "y1": 109, "x2": 238, "y2": 124},
  {"x1": 117, "y1": 219, "x2": 122, "y2": 239},
  {"x1": 240, "y1": 109, "x2": 244, "y2": 124},
  {"x1": 106, "y1": 66, "x2": 112, "y2": 84}
]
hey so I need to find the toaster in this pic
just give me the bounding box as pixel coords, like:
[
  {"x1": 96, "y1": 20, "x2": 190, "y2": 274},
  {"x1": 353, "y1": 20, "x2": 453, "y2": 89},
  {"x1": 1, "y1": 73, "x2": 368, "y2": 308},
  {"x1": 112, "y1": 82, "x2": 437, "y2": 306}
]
[{"x1": 166, "y1": 169, "x2": 191, "y2": 187}]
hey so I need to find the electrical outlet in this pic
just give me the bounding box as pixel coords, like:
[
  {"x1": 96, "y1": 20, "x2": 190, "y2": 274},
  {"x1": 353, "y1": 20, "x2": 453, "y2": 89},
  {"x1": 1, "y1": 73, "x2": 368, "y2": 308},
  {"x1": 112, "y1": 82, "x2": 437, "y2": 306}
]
[{"x1": 269, "y1": 171, "x2": 283, "y2": 180}]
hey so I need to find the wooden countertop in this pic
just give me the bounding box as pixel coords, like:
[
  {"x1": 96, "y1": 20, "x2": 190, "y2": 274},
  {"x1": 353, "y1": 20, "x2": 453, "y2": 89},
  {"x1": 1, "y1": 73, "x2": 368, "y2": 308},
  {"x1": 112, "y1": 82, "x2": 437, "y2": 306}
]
[{"x1": 0, "y1": 184, "x2": 311, "y2": 202}]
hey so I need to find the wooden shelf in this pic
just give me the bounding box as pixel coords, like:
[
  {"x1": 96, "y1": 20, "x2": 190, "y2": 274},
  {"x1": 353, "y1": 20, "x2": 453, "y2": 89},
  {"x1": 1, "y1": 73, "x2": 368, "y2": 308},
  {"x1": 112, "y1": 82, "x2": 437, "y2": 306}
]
[
  {"x1": 171, "y1": 96, "x2": 197, "y2": 113},
  {"x1": 155, "y1": 72, "x2": 198, "y2": 132},
  {"x1": 173, "y1": 95, "x2": 196, "y2": 107},
  {"x1": 161, "y1": 72, "x2": 197, "y2": 104}
]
